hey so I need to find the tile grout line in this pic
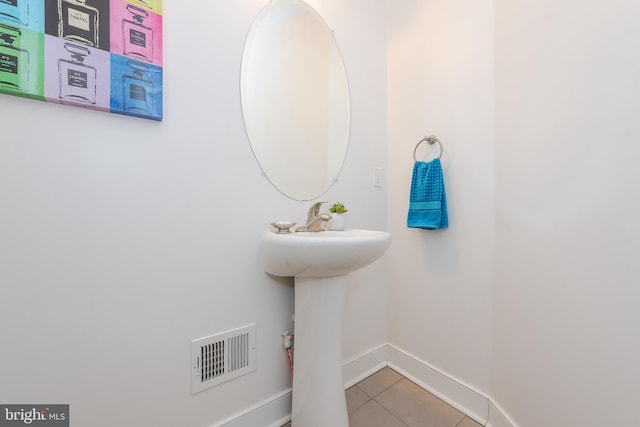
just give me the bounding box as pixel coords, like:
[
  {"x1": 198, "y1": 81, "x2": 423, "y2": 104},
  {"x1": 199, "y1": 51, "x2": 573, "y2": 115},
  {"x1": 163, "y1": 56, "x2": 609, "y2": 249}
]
[
  {"x1": 350, "y1": 385, "x2": 374, "y2": 413},
  {"x1": 368, "y1": 399, "x2": 411, "y2": 427},
  {"x1": 368, "y1": 378, "x2": 418, "y2": 427},
  {"x1": 454, "y1": 416, "x2": 470, "y2": 427},
  {"x1": 367, "y1": 373, "x2": 405, "y2": 399},
  {"x1": 372, "y1": 375, "x2": 472, "y2": 427}
]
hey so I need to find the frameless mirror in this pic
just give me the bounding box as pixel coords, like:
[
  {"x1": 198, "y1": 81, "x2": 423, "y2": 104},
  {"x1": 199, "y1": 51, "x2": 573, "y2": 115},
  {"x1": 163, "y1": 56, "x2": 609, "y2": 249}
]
[{"x1": 241, "y1": 0, "x2": 351, "y2": 201}]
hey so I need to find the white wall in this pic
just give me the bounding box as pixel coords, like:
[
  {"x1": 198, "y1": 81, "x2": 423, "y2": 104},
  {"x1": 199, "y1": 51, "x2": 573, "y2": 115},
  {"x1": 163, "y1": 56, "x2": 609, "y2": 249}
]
[
  {"x1": 389, "y1": 2, "x2": 640, "y2": 427},
  {"x1": 493, "y1": 1, "x2": 640, "y2": 425},
  {"x1": 5, "y1": 1, "x2": 639, "y2": 426},
  {"x1": 386, "y1": 0, "x2": 495, "y2": 398},
  {"x1": 0, "y1": 1, "x2": 388, "y2": 426}
]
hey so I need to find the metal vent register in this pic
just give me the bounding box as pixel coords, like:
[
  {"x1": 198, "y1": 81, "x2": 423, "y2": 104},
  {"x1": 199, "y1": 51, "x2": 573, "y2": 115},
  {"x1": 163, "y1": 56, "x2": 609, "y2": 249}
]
[{"x1": 191, "y1": 324, "x2": 256, "y2": 394}]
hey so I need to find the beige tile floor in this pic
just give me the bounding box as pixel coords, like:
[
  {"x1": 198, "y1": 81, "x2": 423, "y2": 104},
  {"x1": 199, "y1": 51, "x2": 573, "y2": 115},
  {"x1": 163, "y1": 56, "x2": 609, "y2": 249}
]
[{"x1": 282, "y1": 367, "x2": 483, "y2": 427}]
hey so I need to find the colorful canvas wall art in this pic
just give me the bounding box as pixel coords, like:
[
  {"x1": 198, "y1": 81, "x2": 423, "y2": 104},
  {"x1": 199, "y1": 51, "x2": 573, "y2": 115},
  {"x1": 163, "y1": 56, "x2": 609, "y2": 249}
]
[{"x1": 0, "y1": 0, "x2": 162, "y2": 121}]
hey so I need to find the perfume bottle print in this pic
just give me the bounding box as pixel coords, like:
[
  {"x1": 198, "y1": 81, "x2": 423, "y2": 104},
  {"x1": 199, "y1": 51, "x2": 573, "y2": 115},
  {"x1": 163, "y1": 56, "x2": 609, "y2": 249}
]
[
  {"x1": 122, "y1": 59, "x2": 152, "y2": 115},
  {"x1": 0, "y1": 23, "x2": 29, "y2": 91},
  {"x1": 0, "y1": 0, "x2": 29, "y2": 27},
  {"x1": 58, "y1": 42, "x2": 96, "y2": 104},
  {"x1": 58, "y1": 0, "x2": 98, "y2": 47},
  {"x1": 122, "y1": 4, "x2": 152, "y2": 63}
]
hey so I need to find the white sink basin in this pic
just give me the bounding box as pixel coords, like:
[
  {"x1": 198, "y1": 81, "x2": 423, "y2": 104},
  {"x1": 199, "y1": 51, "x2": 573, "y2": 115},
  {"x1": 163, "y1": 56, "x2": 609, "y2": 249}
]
[{"x1": 262, "y1": 229, "x2": 392, "y2": 278}]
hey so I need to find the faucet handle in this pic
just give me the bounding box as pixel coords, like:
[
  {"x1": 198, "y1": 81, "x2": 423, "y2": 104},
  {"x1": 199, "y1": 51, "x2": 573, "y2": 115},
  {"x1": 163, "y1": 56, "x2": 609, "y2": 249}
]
[{"x1": 308, "y1": 201, "x2": 327, "y2": 215}]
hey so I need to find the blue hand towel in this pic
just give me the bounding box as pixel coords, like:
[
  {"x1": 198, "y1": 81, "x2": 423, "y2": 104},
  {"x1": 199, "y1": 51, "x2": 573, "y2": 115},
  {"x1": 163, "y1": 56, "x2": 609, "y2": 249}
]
[{"x1": 407, "y1": 158, "x2": 448, "y2": 230}]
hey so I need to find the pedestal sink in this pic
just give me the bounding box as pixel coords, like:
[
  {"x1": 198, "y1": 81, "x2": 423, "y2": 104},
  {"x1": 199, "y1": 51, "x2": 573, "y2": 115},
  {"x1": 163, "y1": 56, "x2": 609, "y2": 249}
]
[{"x1": 262, "y1": 229, "x2": 391, "y2": 427}]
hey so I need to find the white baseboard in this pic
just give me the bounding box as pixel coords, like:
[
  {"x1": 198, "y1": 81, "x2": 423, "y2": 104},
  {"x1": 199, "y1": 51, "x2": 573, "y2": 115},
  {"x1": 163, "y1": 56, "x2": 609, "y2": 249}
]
[
  {"x1": 214, "y1": 343, "x2": 517, "y2": 427},
  {"x1": 385, "y1": 344, "x2": 489, "y2": 425},
  {"x1": 487, "y1": 398, "x2": 518, "y2": 427},
  {"x1": 342, "y1": 344, "x2": 388, "y2": 388},
  {"x1": 214, "y1": 389, "x2": 292, "y2": 427}
]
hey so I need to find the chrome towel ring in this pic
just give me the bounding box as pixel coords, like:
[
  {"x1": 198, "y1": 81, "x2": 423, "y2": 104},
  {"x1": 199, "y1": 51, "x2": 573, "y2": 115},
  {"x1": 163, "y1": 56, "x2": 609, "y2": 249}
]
[{"x1": 413, "y1": 135, "x2": 443, "y2": 161}]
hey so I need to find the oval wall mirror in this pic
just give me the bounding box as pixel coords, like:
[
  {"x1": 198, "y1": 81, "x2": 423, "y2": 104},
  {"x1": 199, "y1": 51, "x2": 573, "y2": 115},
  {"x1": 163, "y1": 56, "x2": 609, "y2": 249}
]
[{"x1": 241, "y1": 0, "x2": 351, "y2": 201}]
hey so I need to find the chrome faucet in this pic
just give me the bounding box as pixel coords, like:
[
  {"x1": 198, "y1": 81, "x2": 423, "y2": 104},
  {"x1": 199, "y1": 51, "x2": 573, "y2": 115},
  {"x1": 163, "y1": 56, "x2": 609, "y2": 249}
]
[{"x1": 296, "y1": 201, "x2": 332, "y2": 232}]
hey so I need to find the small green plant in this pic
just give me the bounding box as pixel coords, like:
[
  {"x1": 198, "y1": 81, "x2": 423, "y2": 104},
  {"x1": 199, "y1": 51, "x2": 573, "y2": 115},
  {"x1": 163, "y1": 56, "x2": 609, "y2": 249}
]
[{"x1": 329, "y1": 202, "x2": 348, "y2": 214}]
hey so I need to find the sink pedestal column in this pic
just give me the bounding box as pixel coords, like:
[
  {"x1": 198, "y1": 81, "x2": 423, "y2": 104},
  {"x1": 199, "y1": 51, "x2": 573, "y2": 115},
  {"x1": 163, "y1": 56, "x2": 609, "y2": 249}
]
[{"x1": 291, "y1": 276, "x2": 349, "y2": 427}]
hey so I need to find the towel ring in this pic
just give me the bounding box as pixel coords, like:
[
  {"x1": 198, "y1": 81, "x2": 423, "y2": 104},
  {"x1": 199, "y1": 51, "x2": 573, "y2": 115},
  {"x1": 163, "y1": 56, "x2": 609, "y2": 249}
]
[{"x1": 413, "y1": 135, "x2": 443, "y2": 161}]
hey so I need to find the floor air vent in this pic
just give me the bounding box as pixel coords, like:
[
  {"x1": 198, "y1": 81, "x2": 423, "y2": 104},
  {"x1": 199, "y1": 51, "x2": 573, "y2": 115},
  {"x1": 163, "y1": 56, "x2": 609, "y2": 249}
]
[{"x1": 191, "y1": 324, "x2": 256, "y2": 394}]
